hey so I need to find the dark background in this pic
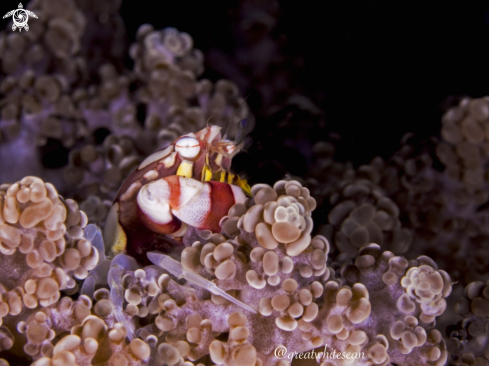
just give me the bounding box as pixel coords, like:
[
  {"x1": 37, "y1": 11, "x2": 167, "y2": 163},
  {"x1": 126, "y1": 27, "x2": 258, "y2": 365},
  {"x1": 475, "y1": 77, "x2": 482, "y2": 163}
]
[{"x1": 118, "y1": 0, "x2": 489, "y2": 184}]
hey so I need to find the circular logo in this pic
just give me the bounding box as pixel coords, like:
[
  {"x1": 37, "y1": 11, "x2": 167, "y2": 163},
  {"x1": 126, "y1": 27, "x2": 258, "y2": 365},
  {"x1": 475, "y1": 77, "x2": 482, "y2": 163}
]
[
  {"x1": 3, "y1": 3, "x2": 38, "y2": 32},
  {"x1": 12, "y1": 9, "x2": 28, "y2": 28}
]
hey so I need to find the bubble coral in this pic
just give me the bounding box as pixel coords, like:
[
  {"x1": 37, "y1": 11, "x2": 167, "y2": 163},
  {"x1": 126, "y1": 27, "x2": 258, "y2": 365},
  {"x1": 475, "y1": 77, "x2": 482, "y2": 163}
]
[
  {"x1": 31, "y1": 317, "x2": 151, "y2": 366},
  {"x1": 0, "y1": 176, "x2": 102, "y2": 360},
  {"x1": 130, "y1": 24, "x2": 249, "y2": 147},
  {"x1": 0, "y1": 5, "x2": 477, "y2": 364},
  {"x1": 0, "y1": 0, "x2": 86, "y2": 81},
  {"x1": 10, "y1": 291, "x2": 151, "y2": 365},
  {"x1": 0, "y1": 0, "x2": 90, "y2": 186},
  {"x1": 337, "y1": 244, "x2": 450, "y2": 365},
  {"x1": 0, "y1": 154, "x2": 458, "y2": 366},
  {"x1": 131, "y1": 26, "x2": 199, "y2": 79},
  {"x1": 437, "y1": 97, "x2": 489, "y2": 207},
  {"x1": 447, "y1": 280, "x2": 489, "y2": 366},
  {"x1": 74, "y1": 0, "x2": 127, "y2": 76},
  {"x1": 63, "y1": 134, "x2": 142, "y2": 200},
  {"x1": 1, "y1": 71, "x2": 87, "y2": 148},
  {"x1": 15, "y1": 295, "x2": 92, "y2": 359},
  {"x1": 312, "y1": 128, "x2": 489, "y2": 287},
  {"x1": 323, "y1": 173, "x2": 412, "y2": 257},
  {"x1": 78, "y1": 196, "x2": 112, "y2": 229},
  {"x1": 78, "y1": 180, "x2": 450, "y2": 366},
  {"x1": 377, "y1": 130, "x2": 489, "y2": 285}
]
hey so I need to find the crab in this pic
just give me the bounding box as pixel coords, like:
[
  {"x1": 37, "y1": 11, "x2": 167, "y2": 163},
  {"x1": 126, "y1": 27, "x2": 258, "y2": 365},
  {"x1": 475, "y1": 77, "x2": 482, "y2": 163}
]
[{"x1": 103, "y1": 121, "x2": 254, "y2": 264}]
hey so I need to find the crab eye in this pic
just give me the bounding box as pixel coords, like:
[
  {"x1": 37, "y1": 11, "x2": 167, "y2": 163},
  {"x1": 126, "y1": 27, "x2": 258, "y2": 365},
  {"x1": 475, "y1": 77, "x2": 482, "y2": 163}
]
[{"x1": 175, "y1": 136, "x2": 201, "y2": 159}]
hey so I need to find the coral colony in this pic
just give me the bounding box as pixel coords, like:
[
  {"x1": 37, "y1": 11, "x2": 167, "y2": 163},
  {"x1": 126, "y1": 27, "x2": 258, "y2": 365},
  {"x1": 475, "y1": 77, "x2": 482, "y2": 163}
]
[{"x1": 0, "y1": 1, "x2": 487, "y2": 366}]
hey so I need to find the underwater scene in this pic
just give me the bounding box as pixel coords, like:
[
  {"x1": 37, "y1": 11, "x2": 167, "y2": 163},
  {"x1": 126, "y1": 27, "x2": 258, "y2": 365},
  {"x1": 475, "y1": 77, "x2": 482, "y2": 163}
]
[{"x1": 0, "y1": 0, "x2": 488, "y2": 365}]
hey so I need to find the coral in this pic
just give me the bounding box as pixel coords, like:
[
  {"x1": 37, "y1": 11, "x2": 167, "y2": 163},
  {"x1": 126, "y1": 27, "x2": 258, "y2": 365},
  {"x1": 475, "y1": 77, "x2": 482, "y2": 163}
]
[
  {"x1": 0, "y1": 132, "x2": 460, "y2": 366},
  {"x1": 328, "y1": 181, "x2": 411, "y2": 256},
  {"x1": 0, "y1": 165, "x2": 456, "y2": 366},
  {"x1": 16, "y1": 296, "x2": 92, "y2": 359},
  {"x1": 9, "y1": 290, "x2": 151, "y2": 365},
  {"x1": 380, "y1": 128, "x2": 489, "y2": 284},
  {"x1": 78, "y1": 196, "x2": 112, "y2": 229},
  {"x1": 0, "y1": 71, "x2": 88, "y2": 146},
  {"x1": 63, "y1": 134, "x2": 142, "y2": 199},
  {"x1": 0, "y1": 176, "x2": 104, "y2": 360},
  {"x1": 0, "y1": 176, "x2": 100, "y2": 303},
  {"x1": 0, "y1": 2, "x2": 487, "y2": 365},
  {"x1": 130, "y1": 25, "x2": 202, "y2": 81},
  {"x1": 74, "y1": 0, "x2": 126, "y2": 76},
  {"x1": 306, "y1": 150, "x2": 412, "y2": 258},
  {"x1": 306, "y1": 128, "x2": 489, "y2": 286},
  {"x1": 0, "y1": 0, "x2": 89, "y2": 186},
  {"x1": 131, "y1": 24, "x2": 249, "y2": 148},
  {"x1": 334, "y1": 244, "x2": 450, "y2": 366},
  {"x1": 80, "y1": 180, "x2": 451, "y2": 365},
  {"x1": 437, "y1": 97, "x2": 489, "y2": 206},
  {"x1": 447, "y1": 280, "x2": 489, "y2": 365},
  {"x1": 31, "y1": 317, "x2": 151, "y2": 365},
  {"x1": 0, "y1": 0, "x2": 86, "y2": 79},
  {"x1": 0, "y1": 12, "x2": 250, "y2": 209}
]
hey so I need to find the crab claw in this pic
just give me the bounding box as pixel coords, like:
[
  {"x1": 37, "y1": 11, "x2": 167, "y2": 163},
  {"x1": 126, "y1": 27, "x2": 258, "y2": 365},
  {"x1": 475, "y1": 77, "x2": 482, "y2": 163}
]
[{"x1": 137, "y1": 175, "x2": 246, "y2": 234}]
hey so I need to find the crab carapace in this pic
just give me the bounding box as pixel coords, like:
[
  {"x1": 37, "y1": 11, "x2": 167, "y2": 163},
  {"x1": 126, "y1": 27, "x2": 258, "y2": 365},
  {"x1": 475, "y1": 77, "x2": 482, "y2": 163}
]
[{"x1": 103, "y1": 121, "x2": 253, "y2": 264}]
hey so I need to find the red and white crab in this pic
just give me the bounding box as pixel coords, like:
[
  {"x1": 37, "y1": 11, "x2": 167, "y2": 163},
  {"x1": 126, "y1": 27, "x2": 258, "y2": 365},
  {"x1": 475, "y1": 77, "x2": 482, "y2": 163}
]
[{"x1": 103, "y1": 122, "x2": 253, "y2": 263}]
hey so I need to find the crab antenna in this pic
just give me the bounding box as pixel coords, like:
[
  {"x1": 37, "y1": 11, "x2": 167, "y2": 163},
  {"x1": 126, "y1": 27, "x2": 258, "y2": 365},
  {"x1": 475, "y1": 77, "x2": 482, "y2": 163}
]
[
  {"x1": 206, "y1": 114, "x2": 218, "y2": 128},
  {"x1": 223, "y1": 93, "x2": 251, "y2": 141},
  {"x1": 235, "y1": 117, "x2": 256, "y2": 146}
]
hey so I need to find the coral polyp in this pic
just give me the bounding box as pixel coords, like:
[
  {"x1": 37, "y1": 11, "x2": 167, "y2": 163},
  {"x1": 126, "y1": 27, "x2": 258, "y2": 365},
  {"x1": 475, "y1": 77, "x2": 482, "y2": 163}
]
[{"x1": 0, "y1": 173, "x2": 452, "y2": 365}]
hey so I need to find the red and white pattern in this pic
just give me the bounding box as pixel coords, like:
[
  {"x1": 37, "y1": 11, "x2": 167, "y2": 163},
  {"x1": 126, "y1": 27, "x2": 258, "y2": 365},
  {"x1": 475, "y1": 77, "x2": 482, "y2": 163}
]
[{"x1": 137, "y1": 175, "x2": 246, "y2": 234}]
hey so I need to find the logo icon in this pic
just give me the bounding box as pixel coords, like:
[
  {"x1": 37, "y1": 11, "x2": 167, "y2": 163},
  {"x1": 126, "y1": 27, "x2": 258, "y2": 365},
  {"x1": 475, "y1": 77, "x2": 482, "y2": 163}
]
[{"x1": 3, "y1": 3, "x2": 37, "y2": 32}]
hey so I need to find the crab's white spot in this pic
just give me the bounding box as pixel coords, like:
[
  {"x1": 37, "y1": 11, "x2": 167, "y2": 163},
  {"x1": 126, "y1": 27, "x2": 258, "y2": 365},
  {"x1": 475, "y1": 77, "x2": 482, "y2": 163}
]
[
  {"x1": 200, "y1": 126, "x2": 222, "y2": 144},
  {"x1": 120, "y1": 181, "x2": 142, "y2": 202},
  {"x1": 177, "y1": 176, "x2": 204, "y2": 208},
  {"x1": 162, "y1": 151, "x2": 177, "y2": 168},
  {"x1": 103, "y1": 202, "x2": 127, "y2": 253},
  {"x1": 143, "y1": 169, "x2": 158, "y2": 180},
  {"x1": 175, "y1": 136, "x2": 200, "y2": 159},
  {"x1": 170, "y1": 222, "x2": 188, "y2": 237},
  {"x1": 172, "y1": 183, "x2": 211, "y2": 228},
  {"x1": 137, "y1": 180, "x2": 172, "y2": 224},
  {"x1": 138, "y1": 145, "x2": 173, "y2": 170},
  {"x1": 231, "y1": 184, "x2": 246, "y2": 204}
]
